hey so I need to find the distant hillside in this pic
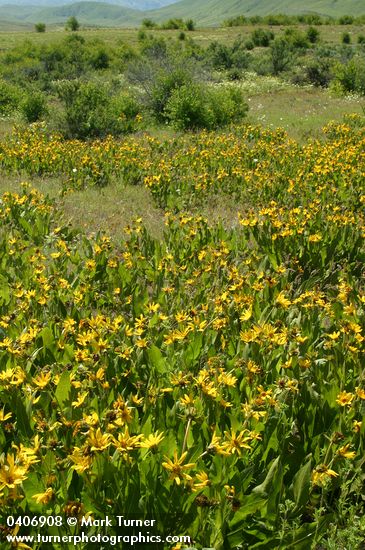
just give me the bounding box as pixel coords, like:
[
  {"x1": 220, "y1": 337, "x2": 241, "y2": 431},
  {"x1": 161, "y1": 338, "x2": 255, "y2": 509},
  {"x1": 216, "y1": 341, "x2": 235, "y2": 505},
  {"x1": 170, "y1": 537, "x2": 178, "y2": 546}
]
[
  {"x1": 0, "y1": 0, "x2": 364, "y2": 27},
  {"x1": 0, "y1": 1, "x2": 143, "y2": 24},
  {"x1": 0, "y1": 0, "x2": 177, "y2": 7},
  {"x1": 148, "y1": 0, "x2": 365, "y2": 25},
  {"x1": 0, "y1": 17, "x2": 32, "y2": 29}
]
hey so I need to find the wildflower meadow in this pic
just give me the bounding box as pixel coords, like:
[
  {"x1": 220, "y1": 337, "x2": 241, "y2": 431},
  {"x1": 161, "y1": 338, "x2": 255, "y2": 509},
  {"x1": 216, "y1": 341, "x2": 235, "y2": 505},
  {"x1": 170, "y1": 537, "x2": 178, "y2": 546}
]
[{"x1": 1, "y1": 115, "x2": 365, "y2": 548}]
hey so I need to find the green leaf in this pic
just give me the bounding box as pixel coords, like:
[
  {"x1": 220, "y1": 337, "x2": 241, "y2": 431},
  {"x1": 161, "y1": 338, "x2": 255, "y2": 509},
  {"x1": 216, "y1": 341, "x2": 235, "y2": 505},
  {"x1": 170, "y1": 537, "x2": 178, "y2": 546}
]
[
  {"x1": 293, "y1": 458, "x2": 312, "y2": 508},
  {"x1": 22, "y1": 473, "x2": 45, "y2": 512},
  {"x1": 14, "y1": 395, "x2": 33, "y2": 438},
  {"x1": 54, "y1": 371, "x2": 71, "y2": 407},
  {"x1": 252, "y1": 456, "x2": 280, "y2": 497},
  {"x1": 147, "y1": 345, "x2": 166, "y2": 374},
  {"x1": 41, "y1": 326, "x2": 54, "y2": 348}
]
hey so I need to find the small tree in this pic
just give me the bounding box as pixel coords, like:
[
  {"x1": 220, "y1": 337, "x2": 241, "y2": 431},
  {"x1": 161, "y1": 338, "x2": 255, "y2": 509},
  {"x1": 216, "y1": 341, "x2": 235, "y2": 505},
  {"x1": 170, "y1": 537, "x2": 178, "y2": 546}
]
[
  {"x1": 66, "y1": 16, "x2": 80, "y2": 31},
  {"x1": 306, "y1": 26, "x2": 320, "y2": 44},
  {"x1": 142, "y1": 18, "x2": 156, "y2": 29},
  {"x1": 35, "y1": 22, "x2": 46, "y2": 33},
  {"x1": 185, "y1": 19, "x2": 195, "y2": 31},
  {"x1": 20, "y1": 91, "x2": 48, "y2": 123},
  {"x1": 270, "y1": 37, "x2": 293, "y2": 74}
]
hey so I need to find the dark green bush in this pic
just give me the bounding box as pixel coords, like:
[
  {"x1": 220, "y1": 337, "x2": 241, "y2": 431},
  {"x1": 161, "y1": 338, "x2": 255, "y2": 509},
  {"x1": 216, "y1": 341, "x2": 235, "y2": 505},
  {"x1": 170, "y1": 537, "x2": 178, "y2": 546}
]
[
  {"x1": 284, "y1": 28, "x2": 309, "y2": 49},
  {"x1": 306, "y1": 26, "x2": 320, "y2": 44},
  {"x1": 20, "y1": 90, "x2": 48, "y2": 122},
  {"x1": 270, "y1": 38, "x2": 294, "y2": 74},
  {"x1": 342, "y1": 32, "x2": 351, "y2": 44},
  {"x1": 54, "y1": 80, "x2": 141, "y2": 138},
  {"x1": 251, "y1": 28, "x2": 274, "y2": 47},
  {"x1": 0, "y1": 80, "x2": 23, "y2": 115},
  {"x1": 126, "y1": 39, "x2": 205, "y2": 122},
  {"x1": 305, "y1": 59, "x2": 332, "y2": 87},
  {"x1": 208, "y1": 86, "x2": 248, "y2": 126},
  {"x1": 66, "y1": 16, "x2": 80, "y2": 31},
  {"x1": 334, "y1": 59, "x2": 365, "y2": 95},
  {"x1": 109, "y1": 92, "x2": 141, "y2": 134},
  {"x1": 160, "y1": 18, "x2": 185, "y2": 30},
  {"x1": 338, "y1": 15, "x2": 354, "y2": 25},
  {"x1": 206, "y1": 41, "x2": 234, "y2": 69},
  {"x1": 226, "y1": 68, "x2": 243, "y2": 81},
  {"x1": 165, "y1": 83, "x2": 247, "y2": 130},
  {"x1": 142, "y1": 19, "x2": 157, "y2": 29},
  {"x1": 35, "y1": 22, "x2": 46, "y2": 33},
  {"x1": 206, "y1": 39, "x2": 251, "y2": 70},
  {"x1": 88, "y1": 46, "x2": 110, "y2": 70},
  {"x1": 164, "y1": 83, "x2": 213, "y2": 130},
  {"x1": 150, "y1": 67, "x2": 193, "y2": 120}
]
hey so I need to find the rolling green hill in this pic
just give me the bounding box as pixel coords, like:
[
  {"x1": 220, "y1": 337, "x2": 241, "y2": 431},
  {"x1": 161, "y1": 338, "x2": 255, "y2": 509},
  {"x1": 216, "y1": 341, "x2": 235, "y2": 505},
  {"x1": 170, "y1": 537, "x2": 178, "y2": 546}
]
[
  {"x1": 0, "y1": 18, "x2": 32, "y2": 29},
  {"x1": 0, "y1": 1, "x2": 143, "y2": 25},
  {"x1": 0, "y1": 0, "x2": 364, "y2": 27},
  {"x1": 149, "y1": 0, "x2": 365, "y2": 25}
]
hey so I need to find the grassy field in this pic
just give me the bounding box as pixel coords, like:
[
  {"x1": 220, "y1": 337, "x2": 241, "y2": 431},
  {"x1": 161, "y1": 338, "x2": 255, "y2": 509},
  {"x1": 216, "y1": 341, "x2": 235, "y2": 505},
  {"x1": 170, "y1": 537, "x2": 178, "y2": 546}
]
[
  {"x1": 1, "y1": 78, "x2": 364, "y2": 240},
  {"x1": 0, "y1": 22, "x2": 365, "y2": 49}
]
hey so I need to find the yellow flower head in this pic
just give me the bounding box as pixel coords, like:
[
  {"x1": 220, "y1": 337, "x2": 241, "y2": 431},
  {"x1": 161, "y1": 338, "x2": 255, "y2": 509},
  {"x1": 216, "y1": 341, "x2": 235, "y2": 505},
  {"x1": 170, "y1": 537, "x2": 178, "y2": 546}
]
[{"x1": 162, "y1": 450, "x2": 196, "y2": 485}]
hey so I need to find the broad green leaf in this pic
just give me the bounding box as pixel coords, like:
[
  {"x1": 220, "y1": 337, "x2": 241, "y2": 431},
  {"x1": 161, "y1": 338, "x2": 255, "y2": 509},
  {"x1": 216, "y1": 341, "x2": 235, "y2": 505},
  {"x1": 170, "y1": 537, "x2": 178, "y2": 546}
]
[
  {"x1": 54, "y1": 370, "x2": 71, "y2": 408},
  {"x1": 147, "y1": 345, "x2": 165, "y2": 374},
  {"x1": 14, "y1": 395, "x2": 33, "y2": 438},
  {"x1": 293, "y1": 458, "x2": 312, "y2": 508},
  {"x1": 252, "y1": 456, "x2": 281, "y2": 497}
]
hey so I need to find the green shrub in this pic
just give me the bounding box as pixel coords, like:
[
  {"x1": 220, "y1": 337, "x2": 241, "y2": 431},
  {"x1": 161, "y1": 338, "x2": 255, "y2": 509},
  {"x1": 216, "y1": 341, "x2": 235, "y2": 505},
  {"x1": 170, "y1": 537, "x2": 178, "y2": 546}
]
[
  {"x1": 138, "y1": 30, "x2": 147, "y2": 41},
  {"x1": 227, "y1": 67, "x2": 243, "y2": 80},
  {"x1": 206, "y1": 41, "x2": 234, "y2": 69},
  {"x1": 338, "y1": 15, "x2": 354, "y2": 25},
  {"x1": 109, "y1": 92, "x2": 141, "y2": 134},
  {"x1": 333, "y1": 59, "x2": 365, "y2": 95},
  {"x1": 20, "y1": 91, "x2": 48, "y2": 122},
  {"x1": 305, "y1": 59, "x2": 332, "y2": 87},
  {"x1": 88, "y1": 46, "x2": 110, "y2": 70},
  {"x1": 252, "y1": 54, "x2": 272, "y2": 75},
  {"x1": 164, "y1": 83, "x2": 213, "y2": 130},
  {"x1": 0, "y1": 80, "x2": 23, "y2": 115},
  {"x1": 55, "y1": 80, "x2": 140, "y2": 138},
  {"x1": 165, "y1": 83, "x2": 247, "y2": 130},
  {"x1": 56, "y1": 80, "x2": 109, "y2": 138},
  {"x1": 185, "y1": 19, "x2": 195, "y2": 31},
  {"x1": 142, "y1": 18, "x2": 156, "y2": 29},
  {"x1": 35, "y1": 22, "x2": 46, "y2": 33},
  {"x1": 160, "y1": 18, "x2": 184, "y2": 30},
  {"x1": 150, "y1": 68, "x2": 193, "y2": 120},
  {"x1": 342, "y1": 32, "x2": 351, "y2": 44},
  {"x1": 284, "y1": 28, "x2": 309, "y2": 49},
  {"x1": 206, "y1": 39, "x2": 251, "y2": 70},
  {"x1": 306, "y1": 26, "x2": 320, "y2": 44},
  {"x1": 358, "y1": 35, "x2": 365, "y2": 44},
  {"x1": 66, "y1": 16, "x2": 80, "y2": 31},
  {"x1": 251, "y1": 28, "x2": 274, "y2": 47},
  {"x1": 270, "y1": 37, "x2": 294, "y2": 74},
  {"x1": 209, "y1": 86, "x2": 248, "y2": 126}
]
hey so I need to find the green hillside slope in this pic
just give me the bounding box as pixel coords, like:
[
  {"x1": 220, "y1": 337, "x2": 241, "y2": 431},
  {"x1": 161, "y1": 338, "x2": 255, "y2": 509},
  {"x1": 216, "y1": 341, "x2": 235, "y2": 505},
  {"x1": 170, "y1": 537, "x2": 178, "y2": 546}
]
[
  {"x1": 0, "y1": 1, "x2": 143, "y2": 25},
  {"x1": 150, "y1": 0, "x2": 365, "y2": 25},
  {"x1": 0, "y1": 0, "x2": 364, "y2": 27}
]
